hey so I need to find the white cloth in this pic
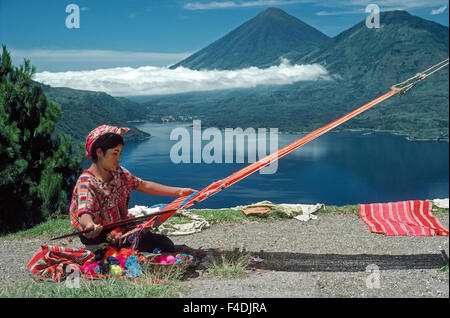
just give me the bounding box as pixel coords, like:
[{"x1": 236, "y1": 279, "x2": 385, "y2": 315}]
[
  {"x1": 280, "y1": 203, "x2": 324, "y2": 222},
  {"x1": 128, "y1": 205, "x2": 161, "y2": 217},
  {"x1": 128, "y1": 205, "x2": 210, "y2": 236},
  {"x1": 157, "y1": 210, "x2": 210, "y2": 236},
  {"x1": 432, "y1": 198, "x2": 449, "y2": 209}
]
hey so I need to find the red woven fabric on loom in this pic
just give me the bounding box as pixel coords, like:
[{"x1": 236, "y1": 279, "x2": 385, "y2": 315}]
[{"x1": 359, "y1": 200, "x2": 449, "y2": 236}]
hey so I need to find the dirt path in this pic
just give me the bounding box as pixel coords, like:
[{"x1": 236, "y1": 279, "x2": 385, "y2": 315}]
[{"x1": 1, "y1": 213, "x2": 448, "y2": 298}]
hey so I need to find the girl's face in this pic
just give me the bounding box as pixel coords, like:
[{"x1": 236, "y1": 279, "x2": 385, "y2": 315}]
[{"x1": 97, "y1": 144, "x2": 123, "y2": 171}]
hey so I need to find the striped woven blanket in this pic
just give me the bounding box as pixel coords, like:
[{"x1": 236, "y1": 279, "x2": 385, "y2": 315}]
[
  {"x1": 27, "y1": 245, "x2": 97, "y2": 281},
  {"x1": 359, "y1": 200, "x2": 449, "y2": 236}
]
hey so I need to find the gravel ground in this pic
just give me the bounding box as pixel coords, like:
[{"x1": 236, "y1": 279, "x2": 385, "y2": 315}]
[
  {"x1": 0, "y1": 213, "x2": 448, "y2": 298},
  {"x1": 171, "y1": 213, "x2": 449, "y2": 298}
]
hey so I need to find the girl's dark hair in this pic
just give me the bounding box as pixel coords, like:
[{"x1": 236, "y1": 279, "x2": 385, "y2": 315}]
[{"x1": 90, "y1": 133, "x2": 124, "y2": 162}]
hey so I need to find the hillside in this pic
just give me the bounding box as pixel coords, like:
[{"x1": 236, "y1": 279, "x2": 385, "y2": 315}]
[{"x1": 35, "y1": 82, "x2": 151, "y2": 144}]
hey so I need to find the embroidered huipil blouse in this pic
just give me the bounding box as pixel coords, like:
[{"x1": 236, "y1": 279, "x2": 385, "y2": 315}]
[{"x1": 70, "y1": 166, "x2": 143, "y2": 231}]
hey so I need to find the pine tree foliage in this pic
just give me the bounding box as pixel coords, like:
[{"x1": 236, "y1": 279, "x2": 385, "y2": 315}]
[{"x1": 0, "y1": 45, "x2": 83, "y2": 233}]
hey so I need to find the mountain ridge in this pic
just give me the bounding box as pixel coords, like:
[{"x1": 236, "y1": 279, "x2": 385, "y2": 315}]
[
  {"x1": 144, "y1": 9, "x2": 449, "y2": 141},
  {"x1": 295, "y1": 10, "x2": 449, "y2": 79}
]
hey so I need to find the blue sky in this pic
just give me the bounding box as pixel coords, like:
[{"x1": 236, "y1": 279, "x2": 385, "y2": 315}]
[
  {"x1": 0, "y1": 0, "x2": 448, "y2": 96},
  {"x1": 1, "y1": 0, "x2": 448, "y2": 69}
]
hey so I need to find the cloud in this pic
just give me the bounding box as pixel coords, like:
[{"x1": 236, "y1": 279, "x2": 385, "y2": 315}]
[
  {"x1": 431, "y1": 5, "x2": 447, "y2": 14},
  {"x1": 33, "y1": 59, "x2": 332, "y2": 97},
  {"x1": 184, "y1": 0, "x2": 312, "y2": 10},
  {"x1": 346, "y1": 0, "x2": 448, "y2": 10},
  {"x1": 9, "y1": 48, "x2": 192, "y2": 71},
  {"x1": 185, "y1": 1, "x2": 236, "y2": 10},
  {"x1": 316, "y1": 9, "x2": 364, "y2": 16},
  {"x1": 185, "y1": 0, "x2": 449, "y2": 10},
  {"x1": 316, "y1": 1, "x2": 449, "y2": 16}
]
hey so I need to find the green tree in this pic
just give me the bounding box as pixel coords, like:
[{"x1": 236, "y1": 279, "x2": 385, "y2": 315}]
[{"x1": 0, "y1": 45, "x2": 83, "y2": 233}]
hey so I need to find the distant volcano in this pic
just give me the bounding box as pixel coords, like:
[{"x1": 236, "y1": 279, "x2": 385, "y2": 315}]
[{"x1": 170, "y1": 7, "x2": 329, "y2": 70}]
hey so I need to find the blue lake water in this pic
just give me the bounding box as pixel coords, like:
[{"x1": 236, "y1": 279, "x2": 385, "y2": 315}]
[{"x1": 115, "y1": 122, "x2": 449, "y2": 208}]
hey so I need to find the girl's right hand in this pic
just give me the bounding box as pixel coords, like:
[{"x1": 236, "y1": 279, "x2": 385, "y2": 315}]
[{"x1": 83, "y1": 222, "x2": 103, "y2": 239}]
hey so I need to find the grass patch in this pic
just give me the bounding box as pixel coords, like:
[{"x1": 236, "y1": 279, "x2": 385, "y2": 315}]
[
  {"x1": 165, "y1": 208, "x2": 283, "y2": 227},
  {"x1": 0, "y1": 218, "x2": 72, "y2": 241},
  {"x1": 0, "y1": 274, "x2": 180, "y2": 298},
  {"x1": 0, "y1": 257, "x2": 187, "y2": 298},
  {"x1": 317, "y1": 205, "x2": 360, "y2": 215},
  {"x1": 439, "y1": 263, "x2": 449, "y2": 275},
  {"x1": 189, "y1": 209, "x2": 281, "y2": 224},
  {"x1": 433, "y1": 206, "x2": 450, "y2": 215},
  {"x1": 204, "y1": 248, "x2": 251, "y2": 279}
]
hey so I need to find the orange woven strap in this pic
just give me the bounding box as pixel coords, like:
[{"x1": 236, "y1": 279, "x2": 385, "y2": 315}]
[{"x1": 127, "y1": 90, "x2": 397, "y2": 236}]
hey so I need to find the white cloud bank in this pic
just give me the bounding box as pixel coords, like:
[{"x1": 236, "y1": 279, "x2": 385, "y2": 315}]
[
  {"x1": 184, "y1": 0, "x2": 312, "y2": 10},
  {"x1": 431, "y1": 5, "x2": 447, "y2": 14},
  {"x1": 33, "y1": 59, "x2": 331, "y2": 97},
  {"x1": 316, "y1": 9, "x2": 365, "y2": 16}
]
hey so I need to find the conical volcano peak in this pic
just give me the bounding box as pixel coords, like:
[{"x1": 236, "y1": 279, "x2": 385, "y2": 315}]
[
  {"x1": 171, "y1": 7, "x2": 329, "y2": 70},
  {"x1": 254, "y1": 7, "x2": 307, "y2": 24},
  {"x1": 257, "y1": 7, "x2": 290, "y2": 18}
]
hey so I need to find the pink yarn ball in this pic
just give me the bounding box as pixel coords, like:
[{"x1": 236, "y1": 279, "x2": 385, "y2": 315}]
[{"x1": 166, "y1": 256, "x2": 176, "y2": 263}]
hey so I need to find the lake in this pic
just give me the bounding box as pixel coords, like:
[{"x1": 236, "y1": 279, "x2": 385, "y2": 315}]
[{"x1": 117, "y1": 122, "x2": 449, "y2": 209}]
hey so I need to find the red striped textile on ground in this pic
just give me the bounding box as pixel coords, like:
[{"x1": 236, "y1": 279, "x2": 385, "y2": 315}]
[
  {"x1": 359, "y1": 200, "x2": 449, "y2": 236},
  {"x1": 27, "y1": 245, "x2": 96, "y2": 281}
]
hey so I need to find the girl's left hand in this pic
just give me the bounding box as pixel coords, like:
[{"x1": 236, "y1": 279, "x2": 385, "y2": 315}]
[
  {"x1": 107, "y1": 227, "x2": 126, "y2": 245},
  {"x1": 177, "y1": 188, "x2": 197, "y2": 197}
]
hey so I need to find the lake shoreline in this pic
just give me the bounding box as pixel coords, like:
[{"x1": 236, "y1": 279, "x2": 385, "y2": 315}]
[{"x1": 133, "y1": 120, "x2": 449, "y2": 143}]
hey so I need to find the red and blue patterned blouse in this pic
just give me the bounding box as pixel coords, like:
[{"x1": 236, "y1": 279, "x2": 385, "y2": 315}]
[{"x1": 70, "y1": 166, "x2": 143, "y2": 231}]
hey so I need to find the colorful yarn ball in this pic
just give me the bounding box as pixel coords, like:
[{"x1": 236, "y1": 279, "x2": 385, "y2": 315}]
[{"x1": 110, "y1": 265, "x2": 123, "y2": 276}]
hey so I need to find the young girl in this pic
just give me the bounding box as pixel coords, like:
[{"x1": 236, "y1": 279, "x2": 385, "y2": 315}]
[{"x1": 69, "y1": 125, "x2": 196, "y2": 252}]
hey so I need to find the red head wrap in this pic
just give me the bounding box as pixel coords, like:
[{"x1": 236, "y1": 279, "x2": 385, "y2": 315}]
[{"x1": 85, "y1": 125, "x2": 130, "y2": 158}]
